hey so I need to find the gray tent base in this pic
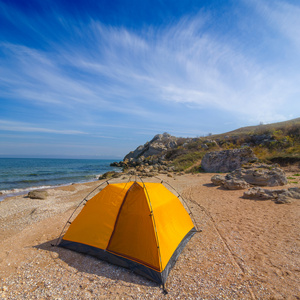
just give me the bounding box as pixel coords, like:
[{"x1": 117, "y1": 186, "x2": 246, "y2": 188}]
[{"x1": 59, "y1": 227, "x2": 196, "y2": 285}]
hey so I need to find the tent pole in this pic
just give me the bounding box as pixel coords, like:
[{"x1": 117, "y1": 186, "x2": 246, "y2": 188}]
[
  {"x1": 155, "y1": 176, "x2": 200, "y2": 233},
  {"x1": 138, "y1": 176, "x2": 164, "y2": 278},
  {"x1": 53, "y1": 179, "x2": 110, "y2": 247}
]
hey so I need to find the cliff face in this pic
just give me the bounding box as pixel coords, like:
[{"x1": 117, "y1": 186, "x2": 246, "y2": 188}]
[{"x1": 124, "y1": 132, "x2": 178, "y2": 162}]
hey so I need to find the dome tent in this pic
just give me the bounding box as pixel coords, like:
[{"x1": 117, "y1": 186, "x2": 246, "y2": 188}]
[{"x1": 59, "y1": 180, "x2": 196, "y2": 286}]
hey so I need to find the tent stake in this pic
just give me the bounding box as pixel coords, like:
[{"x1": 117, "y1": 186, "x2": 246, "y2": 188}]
[{"x1": 162, "y1": 284, "x2": 168, "y2": 294}]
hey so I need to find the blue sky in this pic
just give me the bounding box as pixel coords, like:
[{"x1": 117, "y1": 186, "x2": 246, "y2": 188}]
[{"x1": 0, "y1": 0, "x2": 299, "y2": 159}]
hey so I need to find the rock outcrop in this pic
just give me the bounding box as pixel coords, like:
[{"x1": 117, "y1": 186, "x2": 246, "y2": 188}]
[
  {"x1": 222, "y1": 179, "x2": 250, "y2": 190},
  {"x1": 243, "y1": 187, "x2": 300, "y2": 204},
  {"x1": 211, "y1": 174, "x2": 250, "y2": 190},
  {"x1": 111, "y1": 133, "x2": 178, "y2": 174},
  {"x1": 110, "y1": 124, "x2": 299, "y2": 177},
  {"x1": 211, "y1": 164, "x2": 288, "y2": 190},
  {"x1": 201, "y1": 148, "x2": 257, "y2": 173},
  {"x1": 211, "y1": 174, "x2": 226, "y2": 186},
  {"x1": 276, "y1": 187, "x2": 300, "y2": 203},
  {"x1": 98, "y1": 171, "x2": 121, "y2": 180},
  {"x1": 124, "y1": 132, "x2": 177, "y2": 162},
  {"x1": 243, "y1": 187, "x2": 287, "y2": 200},
  {"x1": 228, "y1": 164, "x2": 287, "y2": 186}
]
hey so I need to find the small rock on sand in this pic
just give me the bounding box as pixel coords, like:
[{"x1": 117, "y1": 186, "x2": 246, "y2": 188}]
[{"x1": 27, "y1": 190, "x2": 48, "y2": 200}]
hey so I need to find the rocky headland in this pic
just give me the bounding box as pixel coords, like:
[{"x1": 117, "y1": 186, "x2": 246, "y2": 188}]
[
  {"x1": 110, "y1": 132, "x2": 178, "y2": 176},
  {"x1": 110, "y1": 118, "x2": 300, "y2": 179}
]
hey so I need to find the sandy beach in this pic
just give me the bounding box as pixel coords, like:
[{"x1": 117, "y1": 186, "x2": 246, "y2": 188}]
[{"x1": 0, "y1": 172, "x2": 299, "y2": 299}]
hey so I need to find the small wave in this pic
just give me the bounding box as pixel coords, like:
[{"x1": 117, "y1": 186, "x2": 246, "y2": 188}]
[
  {"x1": 0, "y1": 185, "x2": 55, "y2": 201},
  {"x1": 0, "y1": 185, "x2": 53, "y2": 195},
  {"x1": 4, "y1": 174, "x2": 97, "y2": 186},
  {"x1": 0, "y1": 159, "x2": 121, "y2": 201},
  {"x1": 0, "y1": 176, "x2": 101, "y2": 201}
]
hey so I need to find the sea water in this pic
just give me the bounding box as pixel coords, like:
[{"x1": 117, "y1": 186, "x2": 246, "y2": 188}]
[{"x1": 0, "y1": 158, "x2": 121, "y2": 200}]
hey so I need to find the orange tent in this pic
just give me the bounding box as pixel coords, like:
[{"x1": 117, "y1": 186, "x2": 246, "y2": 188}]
[{"x1": 59, "y1": 181, "x2": 196, "y2": 284}]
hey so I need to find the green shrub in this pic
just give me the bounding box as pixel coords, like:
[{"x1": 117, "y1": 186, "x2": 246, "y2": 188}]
[{"x1": 172, "y1": 152, "x2": 204, "y2": 172}]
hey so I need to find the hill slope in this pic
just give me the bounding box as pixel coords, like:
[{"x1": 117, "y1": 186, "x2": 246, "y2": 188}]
[
  {"x1": 212, "y1": 117, "x2": 300, "y2": 138},
  {"x1": 119, "y1": 118, "x2": 300, "y2": 173}
]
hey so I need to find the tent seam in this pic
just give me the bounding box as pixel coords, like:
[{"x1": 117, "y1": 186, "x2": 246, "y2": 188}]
[
  {"x1": 138, "y1": 178, "x2": 164, "y2": 273},
  {"x1": 106, "y1": 182, "x2": 137, "y2": 250}
]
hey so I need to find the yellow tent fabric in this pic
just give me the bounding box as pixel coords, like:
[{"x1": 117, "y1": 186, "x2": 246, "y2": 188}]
[{"x1": 59, "y1": 181, "x2": 196, "y2": 284}]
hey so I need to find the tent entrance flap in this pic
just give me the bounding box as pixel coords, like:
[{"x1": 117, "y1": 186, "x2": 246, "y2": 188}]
[{"x1": 107, "y1": 182, "x2": 160, "y2": 271}]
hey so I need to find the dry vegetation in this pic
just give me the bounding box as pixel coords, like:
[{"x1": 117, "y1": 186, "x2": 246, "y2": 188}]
[{"x1": 165, "y1": 118, "x2": 300, "y2": 172}]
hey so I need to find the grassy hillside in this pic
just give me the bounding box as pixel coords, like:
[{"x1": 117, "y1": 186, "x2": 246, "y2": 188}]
[
  {"x1": 166, "y1": 118, "x2": 300, "y2": 172},
  {"x1": 212, "y1": 118, "x2": 300, "y2": 138}
]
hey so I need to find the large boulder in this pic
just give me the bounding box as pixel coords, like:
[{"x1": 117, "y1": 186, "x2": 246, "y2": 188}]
[
  {"x1": 98, "y1": 171, "x2": 121, "y2": 180},
  {"x1": 211, "y1": 163, "x2": 288, "y2": 190},
  {"x1": 211, "y1": 174, "x2": 250, "y2": 189},
  {"x1": 276, "y1": 187, "x2": 300, "y2": 204},
  {"x1": 201, "y1": 148, "x2": 257, "y2": 173},
  {"x1": 228, "y1": 164, "x2": 287, "y2": 186},
  {"x1": 211, "y1": 174, "x2": 226, "y2": 186},
  {"x1": 243, "y1": 187, "x2": 287, "y2": 200},
  {"x1": 27, "y1": 190, "x2": 48, "y2": 200},
  {"x1": 223, "y1": 179, "x2": 250, "y2": 190},
  {"x1": 243, "y1": 187, "x2": 300, "y2": 204}
]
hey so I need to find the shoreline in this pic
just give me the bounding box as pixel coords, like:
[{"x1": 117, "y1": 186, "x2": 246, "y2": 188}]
[
  {"x1": 0, "y1": 177, "x2": 101, "y2": 202},
  {"x1": 0, "y1": 173, "x2": 299, "y2": 299},
  {"x1": 0, "y1": 157, "x2": 121, "y2": 202}
]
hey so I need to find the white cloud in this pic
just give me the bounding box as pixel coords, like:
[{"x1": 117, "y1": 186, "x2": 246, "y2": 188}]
[
  {"x1": 86, "y1": 13, "x2": 299, "y2": 124},
  {"x1": 1, "y1": 5, "x2": 299, "y2": 129},
  {"x1": 0, "y1": 120, "x2": 86, "y2": 135},
  {"x1": 248, "y1": 0, "x2": 300, "y2": 50}
]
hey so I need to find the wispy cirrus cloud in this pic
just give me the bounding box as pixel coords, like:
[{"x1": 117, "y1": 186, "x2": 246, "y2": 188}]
[
  {"x1": 0, "y1": 120, "x2": 86, "y2": 135},
  {"x1": 53, "y1": 11, "x2": 300, "y2": 123},
  {"x1": 0, "y1": 0, "x2": 299, "y2": 143},
  {"x1": 247, "y1": 0, "x2": 300, "y2": 50},
  {"x1": 0, "y1": 119, "x2": 167, "y2": 139}
]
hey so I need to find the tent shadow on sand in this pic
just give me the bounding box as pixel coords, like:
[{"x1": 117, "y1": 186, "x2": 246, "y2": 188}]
[{"x1": 34, "y1": 238, "x2": 157, "y2": 287}]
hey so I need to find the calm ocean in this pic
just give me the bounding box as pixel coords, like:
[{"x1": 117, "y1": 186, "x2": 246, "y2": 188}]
[{"x1": 0, "y1": 158, "x2": 121, "y2": 200}]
